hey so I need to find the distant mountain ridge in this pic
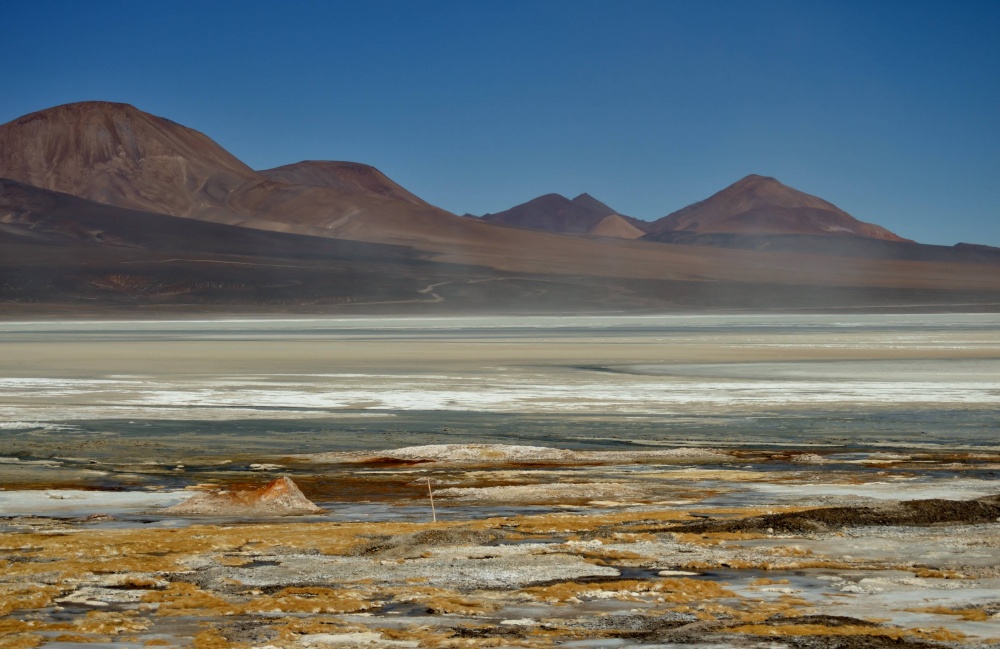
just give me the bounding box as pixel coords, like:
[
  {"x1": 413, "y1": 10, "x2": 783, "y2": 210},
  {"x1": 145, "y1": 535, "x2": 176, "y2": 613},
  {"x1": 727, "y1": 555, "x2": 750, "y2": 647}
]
[
  {"x1": 478, "y1": 174, "x2": 908, "y2": 245},
  {"x1": 2, "y1": 100, "x2": 999, "y2": 313},
  {"x1": 0, "y1": 101, "x2": 467, "y2": 244}
]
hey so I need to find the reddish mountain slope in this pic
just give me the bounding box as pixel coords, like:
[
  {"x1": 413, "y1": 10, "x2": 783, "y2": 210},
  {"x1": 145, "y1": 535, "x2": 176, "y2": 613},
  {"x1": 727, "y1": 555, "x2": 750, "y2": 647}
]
[
  {"x1": 0, "y1": 101, "x2": 257, "y2": 221},
  {"x1": 649, "y1": 175, "x2": 908, "y2": 241},
  {"x1": 0, "y1": 102, "x2": 464, "y2": 240},
  {"x1": 3, "y1": 102, "x2": 999, "y2": 314},
  {"x1": 258, "y1": 161, "x2": 429, "y2": 206}
]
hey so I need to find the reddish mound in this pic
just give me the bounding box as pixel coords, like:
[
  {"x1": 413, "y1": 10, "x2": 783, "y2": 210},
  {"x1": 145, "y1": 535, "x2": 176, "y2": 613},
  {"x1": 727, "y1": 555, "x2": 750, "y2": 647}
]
[
  {"x1": 650, "y1": 175, "x2": 908, "y2": 241},
  {"x1": 161, "y1": 477, "x2": 324, "y2": 516}
]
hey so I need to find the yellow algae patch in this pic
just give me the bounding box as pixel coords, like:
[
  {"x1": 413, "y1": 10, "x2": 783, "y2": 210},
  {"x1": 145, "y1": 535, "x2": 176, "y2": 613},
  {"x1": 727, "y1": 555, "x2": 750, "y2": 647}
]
[
  {"x1": 0, "y1": 619, "x2": 44, "y2": 649},
  {"x1": 192, "y1": 629, "x2": 249, "y2": 649},
  {"x1": 597, "y1": 532, "x2": 659, "y2": 543},
  {"x1": 245, "y1": 586, "x2": 371, "y2": 615},
  {"x1": 526, "y1": 577, "x2": 735, "y2": 604},
  {"x1": 649, "y1": 468, "x2": 773, "y2": 482},
  {"x1": 908, "y1": 606, "x2": 992, "y2": 622},
  {"x1": 0, "y1": 584, "x2": 64, "y2": 616},
  {"x1": 143, "y1": 582, "x2": 241, "y2": 617},
  {"x1": 694, "y1": 506, "x2": 813, "y2": 517},
  {"x1": 504, "y1": 508, "x2": 693, "y2": 535},
  {"x1": 750, "y1": 578, "x2": 790, "y2": 586},
  {"x1": 70, "y1": 610, "x2": 148, "y2": 635},
  {"x1": 386, "y1": 586, "x2": 501, "y2": 615},
  {"x1": 911, "y1": 567, "x2": 968, "y2": 579},
  {"x1": 729, "y1": 623, "x2": 966, "y2": 642},
  {"x1": 53, "y1": 634, "x2": 108, "y2": 643},
  {"x1": 0, "y1": 635, "x2": 43, "y2": 649},
  {"x1": 265, "y1": 616, "x2": 369, "y2": 644},
  {"x1": 672, "y1": 531, "x2": 768, "y2": 545}
]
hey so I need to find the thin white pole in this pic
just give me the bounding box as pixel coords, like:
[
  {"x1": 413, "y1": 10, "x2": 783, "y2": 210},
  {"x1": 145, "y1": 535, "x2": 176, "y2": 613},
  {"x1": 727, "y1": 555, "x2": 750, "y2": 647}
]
[{"x1": 427, "y1": 477, "x2": 437, "y2": 523}]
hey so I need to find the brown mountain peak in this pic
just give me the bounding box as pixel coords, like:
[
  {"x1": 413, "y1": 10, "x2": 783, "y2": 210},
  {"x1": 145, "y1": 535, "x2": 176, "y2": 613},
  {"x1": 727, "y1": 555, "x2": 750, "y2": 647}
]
[{"x1": 0, "y1": 100, "x2": 256, "y2": 217}]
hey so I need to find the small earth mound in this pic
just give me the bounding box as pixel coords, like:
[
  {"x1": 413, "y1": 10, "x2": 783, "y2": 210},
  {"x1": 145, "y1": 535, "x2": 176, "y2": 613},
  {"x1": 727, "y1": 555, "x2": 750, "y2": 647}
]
[{"x1": 160, "y1": 476, "x2": 323, "y2": 516}]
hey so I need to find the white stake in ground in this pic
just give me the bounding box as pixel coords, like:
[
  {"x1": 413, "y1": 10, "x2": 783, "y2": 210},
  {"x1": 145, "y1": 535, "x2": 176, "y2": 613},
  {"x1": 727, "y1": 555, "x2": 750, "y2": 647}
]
[{"x1": 427, "y1": 477, "x2": 436, "y2": 523}]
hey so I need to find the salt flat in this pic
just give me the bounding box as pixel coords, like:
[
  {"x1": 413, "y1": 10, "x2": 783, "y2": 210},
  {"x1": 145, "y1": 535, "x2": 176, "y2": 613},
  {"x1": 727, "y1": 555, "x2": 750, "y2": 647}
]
[{"x1": 1, "y1": 314, "x2": 999, "y2": 648}]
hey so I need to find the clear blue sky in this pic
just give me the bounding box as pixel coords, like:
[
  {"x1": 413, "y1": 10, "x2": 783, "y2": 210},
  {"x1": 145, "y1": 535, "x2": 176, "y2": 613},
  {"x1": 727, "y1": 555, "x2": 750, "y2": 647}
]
[{"x1": 3, "y1": 0, "x2": 999, "y2": 246}]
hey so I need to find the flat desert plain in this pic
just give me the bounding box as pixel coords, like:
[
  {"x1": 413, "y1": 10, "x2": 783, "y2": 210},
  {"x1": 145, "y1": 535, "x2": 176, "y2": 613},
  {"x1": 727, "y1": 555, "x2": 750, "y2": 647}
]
[{"x1": 1, "y1": 314, "x2": 999, "y2": 649}]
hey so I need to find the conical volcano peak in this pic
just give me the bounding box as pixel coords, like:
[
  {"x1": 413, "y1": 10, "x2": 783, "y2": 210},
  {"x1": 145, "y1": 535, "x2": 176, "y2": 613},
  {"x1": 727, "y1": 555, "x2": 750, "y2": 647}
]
[
  {"x1": 650, "y1": 174, "x2": 908, "y2": 241},
  {"x1": 570, "y1": 192, "x2": 615, "y2": 213}
]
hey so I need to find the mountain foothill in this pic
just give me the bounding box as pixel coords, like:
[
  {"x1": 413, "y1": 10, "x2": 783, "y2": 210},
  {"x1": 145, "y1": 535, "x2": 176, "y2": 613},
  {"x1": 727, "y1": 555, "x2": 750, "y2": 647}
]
[{"x1": 1, "y1": 101, "x2": 998, "y2": 313}]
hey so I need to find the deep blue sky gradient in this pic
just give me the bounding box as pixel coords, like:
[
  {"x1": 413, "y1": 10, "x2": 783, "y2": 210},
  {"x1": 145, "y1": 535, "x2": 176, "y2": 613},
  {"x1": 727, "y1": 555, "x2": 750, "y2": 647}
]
[{"x1": 3, "y1": 0, "x2": 999, "y2": 245}]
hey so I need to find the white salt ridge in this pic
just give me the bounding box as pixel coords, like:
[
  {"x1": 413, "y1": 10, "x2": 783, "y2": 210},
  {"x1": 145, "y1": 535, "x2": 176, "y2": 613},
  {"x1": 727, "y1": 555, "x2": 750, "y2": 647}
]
[
  {"x1": 0, "y1": 421, "x2": 62, "y2": 430},
  {"x1": 2, "y1": 371, "x2": 997, "y2": 421},
  {"x1": 749, "y1": 479, "x2": 1000, "y2": 501},
  {"x1": 0, "y1": 489, "x2": 186, "y2": 516},
  {"x1": 307, "y1": 443, "x2": 733, "y2": 465}
]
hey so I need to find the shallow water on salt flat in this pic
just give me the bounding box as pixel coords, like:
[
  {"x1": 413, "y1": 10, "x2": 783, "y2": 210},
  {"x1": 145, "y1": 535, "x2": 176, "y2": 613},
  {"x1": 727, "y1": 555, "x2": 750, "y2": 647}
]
[{"x1": 1, "y1": 314, "x2": 998, "y2": 492}]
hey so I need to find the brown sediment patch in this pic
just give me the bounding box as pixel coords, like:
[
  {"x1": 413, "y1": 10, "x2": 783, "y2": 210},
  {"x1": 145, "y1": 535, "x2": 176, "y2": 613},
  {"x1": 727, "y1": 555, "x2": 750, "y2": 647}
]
[{"x1": 245, "y1": 586, "x2": 372, "y2": 615}]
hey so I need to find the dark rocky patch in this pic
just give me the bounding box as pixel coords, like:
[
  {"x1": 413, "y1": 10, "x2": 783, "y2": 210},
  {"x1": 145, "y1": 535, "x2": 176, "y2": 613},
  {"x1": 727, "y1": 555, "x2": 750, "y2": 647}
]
[{"x1": 674, "y1": 496, "x2": 1000, "y2": 534}]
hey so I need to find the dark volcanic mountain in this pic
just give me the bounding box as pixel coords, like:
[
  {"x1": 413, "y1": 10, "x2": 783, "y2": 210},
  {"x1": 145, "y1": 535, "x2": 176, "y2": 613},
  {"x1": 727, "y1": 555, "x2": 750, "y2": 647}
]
[
  {"x1": 648, "y1": 175, "x2": 907, "y2": 241},
  {"x1": 479, "y1": 193, "x2": 648, "y2": 239}
]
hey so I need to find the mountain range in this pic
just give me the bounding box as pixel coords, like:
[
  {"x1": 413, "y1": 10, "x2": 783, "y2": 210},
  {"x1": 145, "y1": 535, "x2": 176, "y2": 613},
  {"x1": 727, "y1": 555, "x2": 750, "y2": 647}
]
[{"x1": 1, "y1": 101, "x2": 998, "y2": 314}]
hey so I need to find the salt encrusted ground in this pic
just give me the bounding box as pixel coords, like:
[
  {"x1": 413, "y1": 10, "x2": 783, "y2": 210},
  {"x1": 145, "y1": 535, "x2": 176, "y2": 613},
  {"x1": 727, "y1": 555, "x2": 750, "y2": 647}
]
[
  {"x1": 2, "y1": 315, "x2": 999, "y2": 647},
  {"x1": 3, "y1": 444, "x2": 1000, "y2": 649}
]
